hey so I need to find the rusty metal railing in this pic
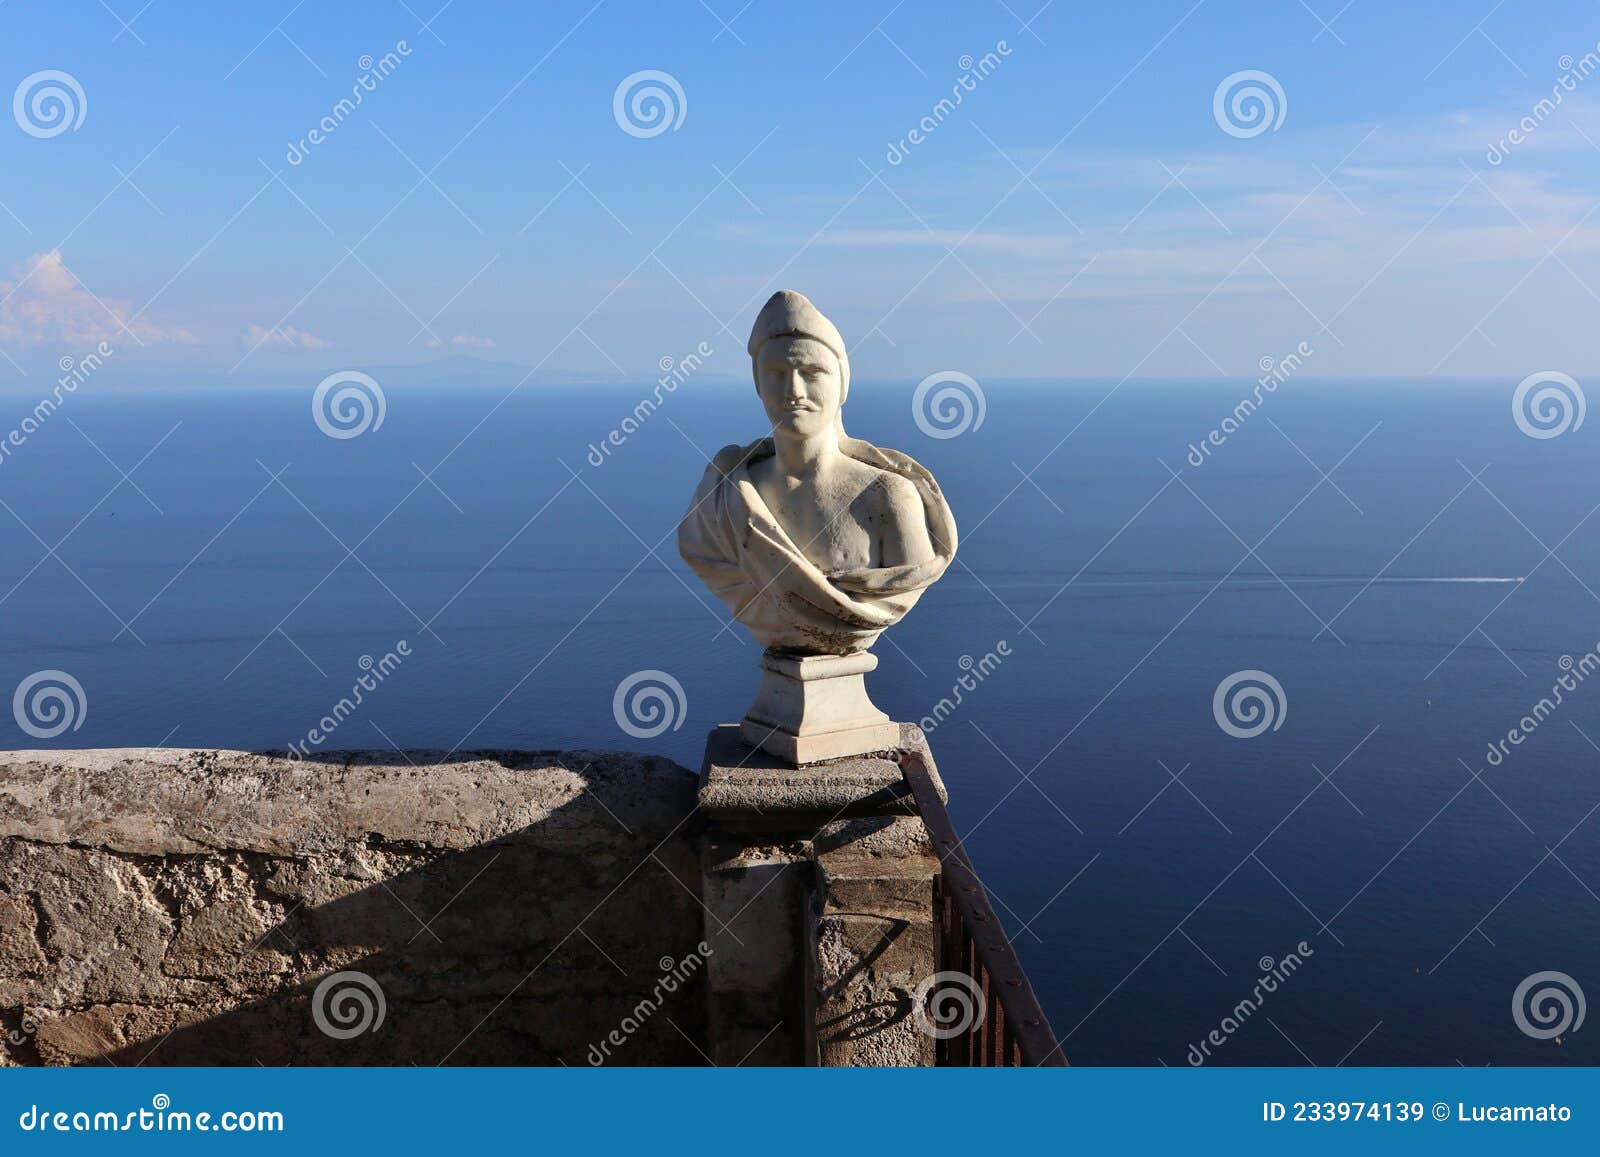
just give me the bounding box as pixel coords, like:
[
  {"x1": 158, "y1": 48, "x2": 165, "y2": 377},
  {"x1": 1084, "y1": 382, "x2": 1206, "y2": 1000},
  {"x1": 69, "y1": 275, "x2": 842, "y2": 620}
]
[{"x1": 900, "y1": 751, "x2": 1067, "y2": 1066}]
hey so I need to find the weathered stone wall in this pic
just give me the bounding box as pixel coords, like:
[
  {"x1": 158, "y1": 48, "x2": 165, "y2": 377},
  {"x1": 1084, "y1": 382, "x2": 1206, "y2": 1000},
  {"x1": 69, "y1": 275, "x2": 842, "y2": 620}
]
[{"x1": 0, "y1": 747, "x2": 705, "y2": 1067}]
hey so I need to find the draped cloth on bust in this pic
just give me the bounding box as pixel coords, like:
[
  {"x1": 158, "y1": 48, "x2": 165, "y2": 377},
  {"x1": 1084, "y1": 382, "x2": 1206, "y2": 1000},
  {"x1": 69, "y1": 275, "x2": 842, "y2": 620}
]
[{"x1": 678, "y1": 436, "x2": 958, "y2": 655}]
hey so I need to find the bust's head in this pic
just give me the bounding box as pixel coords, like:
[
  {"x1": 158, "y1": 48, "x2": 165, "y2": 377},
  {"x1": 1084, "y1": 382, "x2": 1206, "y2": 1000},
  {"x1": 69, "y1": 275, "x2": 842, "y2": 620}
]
[
  {"x1": 748, "y1": 290, "x2": 850, "y2": 440},
  {"x1": 755, "y1": 336, "x2": 842, "y2": 438}
]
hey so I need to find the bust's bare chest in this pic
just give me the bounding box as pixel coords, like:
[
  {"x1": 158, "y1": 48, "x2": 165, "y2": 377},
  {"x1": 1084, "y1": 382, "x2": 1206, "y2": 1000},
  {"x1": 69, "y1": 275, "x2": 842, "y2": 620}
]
[{"x1": 749, "y1": 461, "x2": 885, "y2": 572}]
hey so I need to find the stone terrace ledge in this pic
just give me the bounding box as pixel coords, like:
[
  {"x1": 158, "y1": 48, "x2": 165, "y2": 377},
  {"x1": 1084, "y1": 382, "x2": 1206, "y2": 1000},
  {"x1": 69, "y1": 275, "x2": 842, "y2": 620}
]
[
  {"x1": 0, "y1": 747, "x2": 704, "y2": 1066},
  {"x1": 0, "y1": 739, "x2": 953, "y2": 1067}
]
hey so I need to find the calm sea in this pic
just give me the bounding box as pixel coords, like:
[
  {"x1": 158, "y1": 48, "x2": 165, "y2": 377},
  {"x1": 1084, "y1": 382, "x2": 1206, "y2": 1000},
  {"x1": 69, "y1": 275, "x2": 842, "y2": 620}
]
[{"x1": 3, "y1": 374, "x2": 1597, "y2": 1066}]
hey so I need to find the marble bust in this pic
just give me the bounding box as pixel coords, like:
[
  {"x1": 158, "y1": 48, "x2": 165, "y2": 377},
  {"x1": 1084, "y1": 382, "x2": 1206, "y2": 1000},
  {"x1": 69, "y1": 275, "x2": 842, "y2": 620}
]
[{"x1": 679, "y1": 290, "x2": 957, "y2": 762}]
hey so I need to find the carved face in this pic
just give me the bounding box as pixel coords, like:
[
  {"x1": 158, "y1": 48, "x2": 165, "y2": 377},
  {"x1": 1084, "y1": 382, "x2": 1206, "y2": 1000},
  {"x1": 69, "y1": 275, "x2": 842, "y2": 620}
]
[{"x1": 754, "y1": 336, "x2": 843, "y2": 438}]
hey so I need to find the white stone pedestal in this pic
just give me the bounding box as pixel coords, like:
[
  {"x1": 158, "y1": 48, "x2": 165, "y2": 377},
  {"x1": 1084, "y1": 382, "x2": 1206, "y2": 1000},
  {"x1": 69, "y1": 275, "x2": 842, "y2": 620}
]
[{"x1": 740, "y1": 651, "x2": 900, "y2": 764}]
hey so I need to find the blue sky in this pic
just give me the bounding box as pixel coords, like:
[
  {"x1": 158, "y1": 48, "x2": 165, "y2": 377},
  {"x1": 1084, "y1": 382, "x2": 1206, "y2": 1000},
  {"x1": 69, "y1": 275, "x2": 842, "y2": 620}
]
[{"x1": 2, "y1": 0, "x2": 1598, "y2": 384}]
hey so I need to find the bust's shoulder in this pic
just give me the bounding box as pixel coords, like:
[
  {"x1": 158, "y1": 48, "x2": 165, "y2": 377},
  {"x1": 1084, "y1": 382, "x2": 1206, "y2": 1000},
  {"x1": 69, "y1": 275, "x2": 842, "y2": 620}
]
[
  {"x1": 873, "y1": 466, "x2": 920, "y2": 498},
  {"x1": 838, "y1": 453, "x2": 911, "y2": 490},
  {"x1": 709, "y1": 440, "x2": 767, "y2": 477},
  {"x1": 839, "y1": 457, "x2": 921, "y2": 516},
  {"x1": 871, "y1": 468, "x2": 925, "y2": 521}
]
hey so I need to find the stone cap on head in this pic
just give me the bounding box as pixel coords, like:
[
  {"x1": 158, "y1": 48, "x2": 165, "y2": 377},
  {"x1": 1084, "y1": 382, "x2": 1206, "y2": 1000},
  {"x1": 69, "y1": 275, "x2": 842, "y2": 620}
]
[{"x1": 747, "y1": 290, "x2": 847, "y2": 362}]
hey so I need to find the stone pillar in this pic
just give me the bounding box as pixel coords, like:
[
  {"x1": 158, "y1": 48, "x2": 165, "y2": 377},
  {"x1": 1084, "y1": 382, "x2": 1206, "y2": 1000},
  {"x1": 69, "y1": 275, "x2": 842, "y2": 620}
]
[{"x1": 698, "y1": 723, "x2": 944, "y2": 1066}]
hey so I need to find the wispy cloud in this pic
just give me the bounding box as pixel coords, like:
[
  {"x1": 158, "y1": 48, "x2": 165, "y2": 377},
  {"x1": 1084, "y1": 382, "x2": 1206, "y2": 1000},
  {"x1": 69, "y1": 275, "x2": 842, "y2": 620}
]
[
  {"x1": 0, "y1": 251, "x2": 192, "y2": 347},
  {"x1": 243, "y1": 323, "x2": 330, "y2": 350},
  {"x1": 425, "y1": 333, "x2": 496, "y2": 349},
  {"x1": 816, "y1": 228, "x2": 1079, "y2": 256}
]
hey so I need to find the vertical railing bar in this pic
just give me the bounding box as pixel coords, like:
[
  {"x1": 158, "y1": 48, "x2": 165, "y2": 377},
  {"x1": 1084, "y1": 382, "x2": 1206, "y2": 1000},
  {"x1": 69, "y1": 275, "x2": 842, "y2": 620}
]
[{"x1": 900, "y1": 751, "x2": 1067, "y2": 1067}]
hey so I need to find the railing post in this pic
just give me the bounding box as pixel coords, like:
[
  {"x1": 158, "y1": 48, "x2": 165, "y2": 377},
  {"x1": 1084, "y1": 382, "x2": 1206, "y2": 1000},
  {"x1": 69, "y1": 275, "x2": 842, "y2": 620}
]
[
  {"x1": 808, "y1": 812, "x2": 940, "y2": 1065},
  {"x1": 698, "y1": 723, "x2": 945, "y2": 1066}
]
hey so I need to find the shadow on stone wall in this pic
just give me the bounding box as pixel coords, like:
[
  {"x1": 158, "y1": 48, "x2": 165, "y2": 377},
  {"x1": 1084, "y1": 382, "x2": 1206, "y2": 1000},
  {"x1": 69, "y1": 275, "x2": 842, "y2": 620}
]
[{"x1": 0, "y1": 747, "x2": 709, "y2": 1067}]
